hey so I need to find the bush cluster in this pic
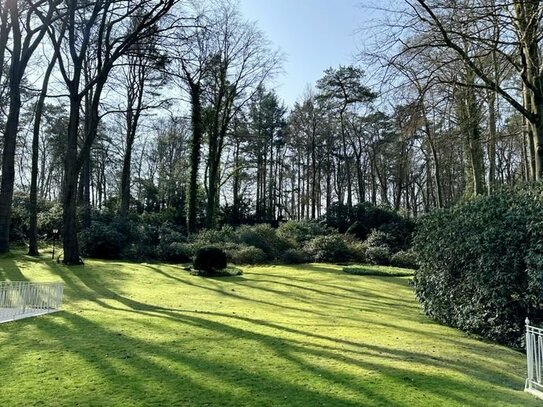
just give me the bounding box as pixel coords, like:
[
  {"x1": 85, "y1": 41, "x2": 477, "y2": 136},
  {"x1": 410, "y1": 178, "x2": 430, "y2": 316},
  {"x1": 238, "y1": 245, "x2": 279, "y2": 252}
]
[
  {"x1": 12, "y1": 197, "x2": 416, "y2": 268},
  {"x1": 413, "y1": 183, "x2": 543, "y2": 348},
  {"x1": 305, "y1": 235, "x2": 351, "y2": 263},
  {"x1": 327, "y1": 202, "x2": 415, "y2": 250}
]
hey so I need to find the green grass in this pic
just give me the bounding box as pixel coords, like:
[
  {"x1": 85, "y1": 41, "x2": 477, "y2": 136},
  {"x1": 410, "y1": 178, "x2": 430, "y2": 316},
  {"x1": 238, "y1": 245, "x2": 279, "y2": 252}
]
[
  {"x1": 0, "y1": 252, "x2": 537, "y2": 406},
  {"x1": 343, "y1": 264, "x2": 415, "y2": 277}
]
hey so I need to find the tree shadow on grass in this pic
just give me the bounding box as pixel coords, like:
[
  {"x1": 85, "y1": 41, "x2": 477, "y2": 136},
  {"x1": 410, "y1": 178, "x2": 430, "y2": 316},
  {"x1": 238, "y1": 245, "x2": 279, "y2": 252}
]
[
  {"x1": 0, "y1": 258, "x2": 537, "y2": 406},
  {"x1": 61, "y1": 262, "x2": 525, "y2": 356},
  {"x1": 3, "y1": 302, "x2": 533, "y2": 407},
  {"x1": 0, "y1": 257, "x2": 29, "y2": 281}
]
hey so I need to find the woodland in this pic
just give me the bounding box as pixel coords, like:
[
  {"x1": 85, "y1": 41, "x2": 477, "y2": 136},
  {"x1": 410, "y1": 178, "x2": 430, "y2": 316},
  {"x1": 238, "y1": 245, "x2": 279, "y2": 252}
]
[
  {"x1": 0, "y1": 0, "x2": 539, "y2": 262},
  {"x1": 1, "y1": 4, "x2": 543, "y2": 407}
]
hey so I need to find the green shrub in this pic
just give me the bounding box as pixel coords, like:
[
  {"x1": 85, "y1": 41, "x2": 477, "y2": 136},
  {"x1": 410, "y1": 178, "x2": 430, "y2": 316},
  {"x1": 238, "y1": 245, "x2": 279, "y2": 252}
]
[
  {"x1": 237, "y1": 224, "x2": 291, "y2": 260},
  {"x1": 277, "y1": 220, "x2": 329, "y2": 245},
  {"x1": 280, "y1": 248, "x2": 311, "y2": 264},
  {"x1": 305, "y1": 235, "x2": 351, "y2": 263},
  {"x1": 390, "y1": 250, "x2": 418, "y2": 269},
  {"x1": 80, "y1": 222, "x2": 126, "y2": 259},
  {"x1": 364, "y1": 229, "x2": 392, "y2": 249},
  {"x1": 347, "y1": 240, "x2": 367, "y2": 263},
  {"x1": 227, "y1": 245, "x2": 267, "y2": 265},
  {"x1": 191, "y1": 226, "x2": 238, "y2": 245},
  {"x1": 343, "y1": 265, "x2": 413, "y2": 277},
  {"x1": 378, "y1": 218, "x2": 415, "y2": 252},
  {"x1": 159, "y1": 242, "x2": 193, "y2": 263},
  {"x1": 413, "y1": 183, "x2": 543, "y2": 348},
  {"x1": 193, "y1": 246, "x2": 227, "y2": 273},
  {"x1": 37, "y1": 203, "x2": 63, "y2": 237},
  {"x1": 326, "y1": 202, "x2": 415, "y2": 252},
  {"x1": 328, "y1": 201, "x2": 414, "y2": 239},
  {"x1": 365, "y1": 246, "x2": 391, "y2": 265}
]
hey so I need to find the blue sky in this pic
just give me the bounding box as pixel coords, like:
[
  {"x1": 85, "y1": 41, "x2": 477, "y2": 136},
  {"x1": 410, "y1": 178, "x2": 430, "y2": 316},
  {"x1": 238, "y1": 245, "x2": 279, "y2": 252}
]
[{"x1": 239, "y1": 0, "x2": 372, "y2": 108}]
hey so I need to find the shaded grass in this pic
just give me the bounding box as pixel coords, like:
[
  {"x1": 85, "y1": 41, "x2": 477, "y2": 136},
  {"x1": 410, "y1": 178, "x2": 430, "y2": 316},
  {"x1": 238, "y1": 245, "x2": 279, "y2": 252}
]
[
  {"x1": 343, "y1": 264, "x2": 415, "y2": 277},
  {"x1": 0, "y1": 253, "x2": 536, "y2": 406}
]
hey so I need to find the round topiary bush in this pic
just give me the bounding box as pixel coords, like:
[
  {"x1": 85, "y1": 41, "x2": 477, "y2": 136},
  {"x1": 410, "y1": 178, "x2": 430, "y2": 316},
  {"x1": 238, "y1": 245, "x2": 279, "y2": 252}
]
[
  {"x1": 193, "y1": 246, "x2": 227, "y2": 273},
  {"x1": 413, "y1": 183, "x2": 543, "y2": 348}
]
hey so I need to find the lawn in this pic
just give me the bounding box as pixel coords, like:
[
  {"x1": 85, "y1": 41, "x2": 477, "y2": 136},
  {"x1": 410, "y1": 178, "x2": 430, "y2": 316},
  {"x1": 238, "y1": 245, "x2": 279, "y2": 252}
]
[{"x1": 0, "y1": 252, "x2": 537, "y2": 407}]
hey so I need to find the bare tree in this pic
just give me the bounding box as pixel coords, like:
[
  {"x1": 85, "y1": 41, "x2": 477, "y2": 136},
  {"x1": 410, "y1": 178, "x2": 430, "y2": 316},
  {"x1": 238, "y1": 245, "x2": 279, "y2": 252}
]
[
  {"x1": 202, "y1": 1, "x2": 282, "y2": 228},
  {"x1": 0, "y1": 0, "x2": 57, "y2": 253},
  {"x1": 46, "y1": 0, "x2": 177, "y2": 264},
  {"x1": 408, "y1": 0, "x2": 543, "y2": 179}
]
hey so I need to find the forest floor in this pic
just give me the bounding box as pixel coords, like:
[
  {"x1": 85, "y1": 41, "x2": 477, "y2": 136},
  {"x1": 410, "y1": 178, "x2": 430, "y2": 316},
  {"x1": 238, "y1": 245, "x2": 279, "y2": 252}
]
[{"x1": 0, "y1": 251, "x2": 537, "y2": 406}]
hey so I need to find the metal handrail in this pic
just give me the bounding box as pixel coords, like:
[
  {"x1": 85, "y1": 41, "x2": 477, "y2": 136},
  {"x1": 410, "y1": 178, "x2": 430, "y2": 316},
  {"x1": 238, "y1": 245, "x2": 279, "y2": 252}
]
[
  {"x1": 526, "y1": 318, "x2": 543, "y2": 399},
  {"x1": 0, "y1": 281, "x2": 64, "y2": 323}
]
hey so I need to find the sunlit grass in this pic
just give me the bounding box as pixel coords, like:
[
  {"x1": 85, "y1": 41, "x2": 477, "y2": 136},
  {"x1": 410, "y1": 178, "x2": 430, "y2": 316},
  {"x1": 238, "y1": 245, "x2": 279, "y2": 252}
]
[{"x1": 0, "y1": 252, "x2": 537, "y2": 406}]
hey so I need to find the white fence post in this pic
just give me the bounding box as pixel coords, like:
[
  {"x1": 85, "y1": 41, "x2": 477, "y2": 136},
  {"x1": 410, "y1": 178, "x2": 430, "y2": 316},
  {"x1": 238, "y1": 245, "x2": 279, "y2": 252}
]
[
  {"x1": 526, "y1": 318, "x2": 543, "y2": 399},
  {"x1": 0, "y1": 281, "x2": 64, "y2": 323}
]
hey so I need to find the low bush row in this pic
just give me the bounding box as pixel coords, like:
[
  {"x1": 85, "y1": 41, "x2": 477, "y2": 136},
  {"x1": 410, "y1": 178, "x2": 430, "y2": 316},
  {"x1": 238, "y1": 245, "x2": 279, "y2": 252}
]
[
  {"x1": 77, "y1": 215, "x2": 417, "y2": 267},
  {"x1": 8, "y1": 195, "x2": 416, "y2": 267}
]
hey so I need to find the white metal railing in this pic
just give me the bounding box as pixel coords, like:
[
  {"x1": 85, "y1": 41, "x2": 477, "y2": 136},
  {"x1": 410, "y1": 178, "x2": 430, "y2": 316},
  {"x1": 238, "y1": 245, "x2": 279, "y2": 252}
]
[
  {"x1": 526, "y1": 318, "x2": 543, "y2": 399},
  {"x1": 0, "y1": 281, "x2": 64, "y2": 323}
]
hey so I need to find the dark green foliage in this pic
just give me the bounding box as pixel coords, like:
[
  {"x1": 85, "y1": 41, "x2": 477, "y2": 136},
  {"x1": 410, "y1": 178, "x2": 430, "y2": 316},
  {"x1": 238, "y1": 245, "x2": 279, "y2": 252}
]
[
  {"x1": 190, "y1": 226, "x2": 238, "y2": 246},
  {"x1": 378, "y1": 219, "x2": 415, "y2": 252},
  {"x1": 363, "y1": 230, "x2": 392, "y2": 265},
  {"x1": 193, "y1": 246, "x2": 227, "y2": 273},
  {"x1": 280, "y1": 248, "x2": 311, "y2": 264},
  {"x1": 347, "y1": 240, "x2": 367, "y2": 263},
  {"x1": 37, "y1": 203, "x2": 63, "y2": 237},
  {"x1": 159, "y1": 242, "x2": 193, "y2": 263},
  {"x1": 364, "y1": 229, "x2": 392, "y2": 249},
  {"x1": 237, "y1": 224, "x2": 292, "y2": 260},
  {"x1": 327, "y1": 202, "x2": 415, "y2": 251},
  {"x1": 343, "y1": 265, "x2": 413, "y2": 277},
  {"x1": 9, "y1": 194, "x2": 63, "y2": 243},
  {"x1": 227, "y1": 245, "x2": 267, "y2": 265},
  {"x1": 277, "y1": 220, "x2": 329, "y2": 245},
  {"x1": 413, "y1": 183, "x2": 543, "y2": 347},
  {"x1": 324, "y1": 202, "x2": 353, "y2": 234},
  {"x1": 390, "y1": 250, "x2": 418, "y2": 269},
  {"x1": 365, "y1": 246, "x2": 391, "y2": 265},
  {"x1": 305, "y1": 235, "x2": 351, "y2": 263},
  {"x1": 80, "y1": 222, "x2": 126, "y2": 259}
]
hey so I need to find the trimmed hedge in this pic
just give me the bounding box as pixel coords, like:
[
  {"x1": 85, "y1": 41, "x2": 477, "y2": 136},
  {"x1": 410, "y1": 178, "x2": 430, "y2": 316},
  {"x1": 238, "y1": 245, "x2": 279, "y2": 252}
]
[
  {"x1": 343, "y1": 265, "x2": 413, "y2": 277},
  {"x1": 413, "y1": 183, "x2": 543, "y2": 348}
]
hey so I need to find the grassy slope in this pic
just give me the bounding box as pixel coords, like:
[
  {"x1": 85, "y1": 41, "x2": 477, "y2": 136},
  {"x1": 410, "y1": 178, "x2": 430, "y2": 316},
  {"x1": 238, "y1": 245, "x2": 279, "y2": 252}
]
[{"x1": 0, "y1": 252, "x2": 537, "y2": 407}]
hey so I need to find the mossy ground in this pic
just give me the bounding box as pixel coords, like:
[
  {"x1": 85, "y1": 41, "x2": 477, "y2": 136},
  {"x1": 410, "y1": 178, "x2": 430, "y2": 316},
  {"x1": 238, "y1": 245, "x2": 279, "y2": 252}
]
[{"x1": 0, "y1": 251, "x2": 537, "y2": 406}]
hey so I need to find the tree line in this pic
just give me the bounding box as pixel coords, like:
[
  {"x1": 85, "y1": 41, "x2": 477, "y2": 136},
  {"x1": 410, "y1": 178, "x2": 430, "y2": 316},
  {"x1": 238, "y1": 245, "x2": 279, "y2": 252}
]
[{"x1": 0, "y1": 0, "x2": 540, "y2": 263}]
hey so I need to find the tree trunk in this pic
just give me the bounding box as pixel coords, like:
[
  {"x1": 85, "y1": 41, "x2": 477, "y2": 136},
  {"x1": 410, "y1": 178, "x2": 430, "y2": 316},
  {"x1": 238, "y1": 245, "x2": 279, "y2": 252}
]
[
  {"x1": 0, "y1": 76, "x2": 21, "y2": 252},
  {"x1": 187, "y1": 84, "x2": 202, "y2": 234},
  {"x1": 29, "y1": 55, "x2": 56, "y2": 255},
  {"x1": 62, "y1": 99, "x2": 83, "y2": 265},
  {"x1": 487, "y1": 89, "x2": 497, "y2": 194}
]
